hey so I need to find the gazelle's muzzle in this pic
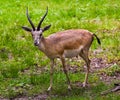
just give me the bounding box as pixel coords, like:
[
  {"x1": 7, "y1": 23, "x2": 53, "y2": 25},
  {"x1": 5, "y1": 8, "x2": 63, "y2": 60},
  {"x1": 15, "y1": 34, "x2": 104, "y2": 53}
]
[{"x1": 34, "y1": 40, "x2": 39, "y2": 46}]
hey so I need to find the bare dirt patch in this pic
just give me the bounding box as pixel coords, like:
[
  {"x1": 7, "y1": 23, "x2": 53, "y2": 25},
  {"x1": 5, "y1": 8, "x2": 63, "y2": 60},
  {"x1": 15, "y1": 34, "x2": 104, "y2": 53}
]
[
  {"x1": 90, "y1": 57, "x2": 120, "y2": 84},
  {"x1": 13, "y1": 94, "x2": 48, "y2": 100}
]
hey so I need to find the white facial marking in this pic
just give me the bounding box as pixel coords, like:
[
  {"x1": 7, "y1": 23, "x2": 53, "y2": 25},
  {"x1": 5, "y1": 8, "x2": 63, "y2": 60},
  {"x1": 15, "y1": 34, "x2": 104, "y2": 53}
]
[{"x1": 32, "y1": 30, "x2": 42, "y2": 46}]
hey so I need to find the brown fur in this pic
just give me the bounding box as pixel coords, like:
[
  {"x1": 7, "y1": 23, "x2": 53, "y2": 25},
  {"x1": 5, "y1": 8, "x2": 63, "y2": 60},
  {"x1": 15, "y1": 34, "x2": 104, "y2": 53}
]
[{"x1": 39, "y1": 29, "x2": 93, "y2": 59}]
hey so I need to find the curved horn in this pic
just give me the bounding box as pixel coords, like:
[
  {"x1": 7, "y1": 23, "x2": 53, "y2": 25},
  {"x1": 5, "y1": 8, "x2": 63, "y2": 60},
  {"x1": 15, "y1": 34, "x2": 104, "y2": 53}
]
[
  {"x1": 37, "y1": 7, "x2": 48, "y2": 31},
  {"x1": 26, "y1": 7, "x2": 35, "y2": 31}
]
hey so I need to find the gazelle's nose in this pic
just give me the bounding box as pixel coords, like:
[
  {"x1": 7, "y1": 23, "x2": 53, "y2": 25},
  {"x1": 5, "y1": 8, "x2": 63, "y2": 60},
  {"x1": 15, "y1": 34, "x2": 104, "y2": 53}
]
[{"x1": 34, "y1": 40, "x2": 39, "y2": 46}]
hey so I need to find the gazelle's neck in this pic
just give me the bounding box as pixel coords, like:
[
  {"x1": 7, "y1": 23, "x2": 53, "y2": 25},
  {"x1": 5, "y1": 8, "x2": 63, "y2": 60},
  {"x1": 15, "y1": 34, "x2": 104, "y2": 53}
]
[{"x1": 38, "y1": 37, "x2": 46, "y2": 52}]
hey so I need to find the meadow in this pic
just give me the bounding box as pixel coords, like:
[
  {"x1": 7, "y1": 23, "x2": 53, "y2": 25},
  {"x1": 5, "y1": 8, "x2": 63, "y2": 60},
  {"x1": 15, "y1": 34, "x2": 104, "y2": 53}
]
[{"x1": 0, "y1": 0, "x2": 120, "y2": 99}]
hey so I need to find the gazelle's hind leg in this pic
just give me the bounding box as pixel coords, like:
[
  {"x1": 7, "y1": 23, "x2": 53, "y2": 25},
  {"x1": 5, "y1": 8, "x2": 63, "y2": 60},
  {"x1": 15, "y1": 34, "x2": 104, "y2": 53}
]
[{"x1": 79, "y1": 49, "x2": 91, "y2": 87}]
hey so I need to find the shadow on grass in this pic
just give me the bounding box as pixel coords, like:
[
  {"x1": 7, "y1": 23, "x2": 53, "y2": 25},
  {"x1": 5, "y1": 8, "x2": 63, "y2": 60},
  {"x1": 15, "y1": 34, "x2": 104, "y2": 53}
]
[{"x1": 46, "y1": 81, "x2": 107, "y2": 100}]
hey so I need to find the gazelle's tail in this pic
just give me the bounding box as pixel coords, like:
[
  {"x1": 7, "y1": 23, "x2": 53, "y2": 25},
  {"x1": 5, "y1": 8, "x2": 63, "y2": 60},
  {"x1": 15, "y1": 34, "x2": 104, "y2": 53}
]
[{"x1": 93, "y1": 34, "x2": 101, "y2": 45}]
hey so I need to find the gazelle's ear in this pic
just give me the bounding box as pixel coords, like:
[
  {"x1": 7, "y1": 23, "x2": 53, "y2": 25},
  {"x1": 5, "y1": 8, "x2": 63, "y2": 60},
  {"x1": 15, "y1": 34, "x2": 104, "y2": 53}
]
[
  {"x1": 22, "y1": 26, "x2": 32, "y2": 32},
  {"x1": 42, "y1": 24, "x2": 51, "y2": 32}
]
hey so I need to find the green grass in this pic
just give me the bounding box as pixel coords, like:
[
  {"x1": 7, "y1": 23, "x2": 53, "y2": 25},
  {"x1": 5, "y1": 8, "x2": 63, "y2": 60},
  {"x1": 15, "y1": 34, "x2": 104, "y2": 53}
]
[
  {"x1": 99, "y1": 64, "x2": 120, "y2": 76},
  {"x1": 0, "y1": 0, "x2": 120, "y2": 99}
]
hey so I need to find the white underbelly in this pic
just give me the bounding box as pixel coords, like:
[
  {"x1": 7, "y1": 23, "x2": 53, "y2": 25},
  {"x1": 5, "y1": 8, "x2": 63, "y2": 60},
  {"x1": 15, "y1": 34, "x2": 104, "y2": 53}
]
[{"x1": 63, "y1": 46, "x2": 83, "y2": 58}]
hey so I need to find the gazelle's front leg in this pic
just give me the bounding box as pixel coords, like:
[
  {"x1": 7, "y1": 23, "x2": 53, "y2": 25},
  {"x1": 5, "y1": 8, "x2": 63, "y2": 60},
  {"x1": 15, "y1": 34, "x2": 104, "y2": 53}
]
[
  {"x1": 61, "y1": 57, "x2": 72, "y2": 90},
  {"x1": 47, "y1": 59, "x2": 54, "y2": 91}
]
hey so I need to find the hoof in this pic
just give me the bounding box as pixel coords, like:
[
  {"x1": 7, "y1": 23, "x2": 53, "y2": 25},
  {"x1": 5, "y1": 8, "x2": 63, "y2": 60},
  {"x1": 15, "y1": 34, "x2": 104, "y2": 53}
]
[
  {"x1": 82, "y1": 82, "x2": 87, "y2": 87},
  {"x1": 47, "y1": 86, "x2": 52, "y2": 92}
]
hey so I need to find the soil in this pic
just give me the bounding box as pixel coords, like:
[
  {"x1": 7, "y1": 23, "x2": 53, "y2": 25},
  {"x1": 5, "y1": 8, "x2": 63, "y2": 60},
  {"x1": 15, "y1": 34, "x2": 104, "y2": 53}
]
[{"x1": 1, "y1": 56, "x2": 120, "y2": 100}]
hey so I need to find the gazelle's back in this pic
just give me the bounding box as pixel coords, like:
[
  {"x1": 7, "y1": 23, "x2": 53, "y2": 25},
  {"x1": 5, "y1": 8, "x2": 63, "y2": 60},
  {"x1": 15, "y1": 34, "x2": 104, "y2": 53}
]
[{"x1": 47, "y1": 29, "x2": 93, "y2": 50}]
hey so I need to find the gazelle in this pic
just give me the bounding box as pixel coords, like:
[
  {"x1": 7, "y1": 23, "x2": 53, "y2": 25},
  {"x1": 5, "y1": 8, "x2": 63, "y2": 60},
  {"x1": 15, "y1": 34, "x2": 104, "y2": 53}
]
[{"x1": 22, "y1": 7, "x2": 101, "y2": 91}]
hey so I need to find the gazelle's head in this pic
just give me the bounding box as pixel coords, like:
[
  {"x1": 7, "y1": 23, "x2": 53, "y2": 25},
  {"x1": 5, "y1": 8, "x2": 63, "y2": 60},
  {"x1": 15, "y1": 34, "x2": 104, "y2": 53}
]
[{"x1": 22, "y1": 7, "x2": 51, "y2": 46}]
